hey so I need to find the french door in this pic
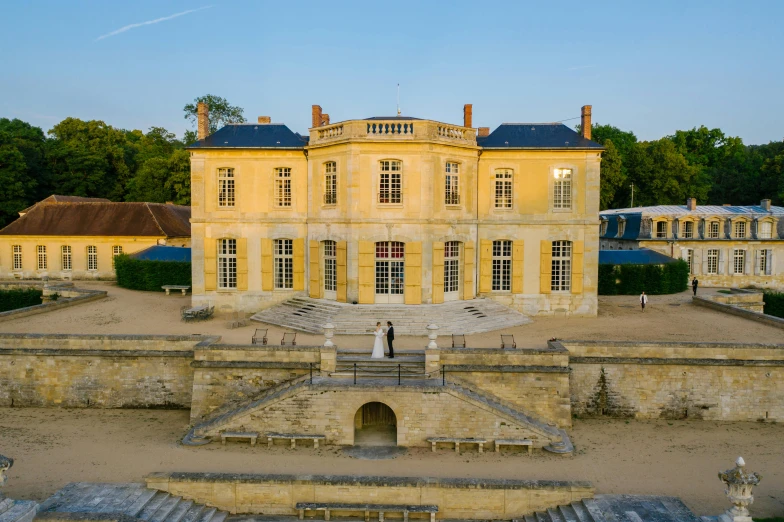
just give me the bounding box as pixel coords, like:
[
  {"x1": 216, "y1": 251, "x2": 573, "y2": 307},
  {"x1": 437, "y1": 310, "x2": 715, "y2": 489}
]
[
  {"x1": 375, "y1": 242, "x2": 405, "y2": 304},
  {"x1": 444, "y1": 241, "x2": 461, "y2": 301},
  {"x1": 323, "y1": 240, "x2": 337, "y2": 301}
]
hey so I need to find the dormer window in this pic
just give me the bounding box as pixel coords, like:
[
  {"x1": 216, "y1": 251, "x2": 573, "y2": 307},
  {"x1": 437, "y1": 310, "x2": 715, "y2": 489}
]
[
  {"x1": 733, "y1": 221, "x2": 746, "y2": 239},
  {"x1": 682, "y1": 221, "x2": 694, "y2": 239},
  {"x1": 656, "y1": 221, "x2": 667, "y2": 238},
  {"x1": 759, "y1": 221, "x2": 773, "y2": 239},
  {"x1": 708, "y1": 221, "x2": 720, "y2": 239}
]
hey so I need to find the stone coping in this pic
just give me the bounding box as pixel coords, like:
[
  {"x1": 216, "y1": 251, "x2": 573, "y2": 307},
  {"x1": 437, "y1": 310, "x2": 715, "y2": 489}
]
[
  {"x1": 198, "y1": 344, "x2": 323, "y2": 351},
  {"x1": 555, "y1": 339, "x2": 784, "y2": 350},
  {"x1": 693, "y1": 295, "x2": 784, "y2": 330},
  {"x1": 442, "y1": 364, "x2": 569, "y2": 373},
  {"x1": 36, "y1": 514, "x2": 140, "y2": 522},
  {"x1": 443, "y1": 345, "x2": 567, "y2": 355},
  {"x1": 569, "y1": 356, "x2": 784, "y2": 366},
  {"x1": 0, "y1": 348, "x2": 194, "y2": 358},
  {"x1": 191, "y1": 361, "x2": 317, "y2": 369},
  {"x1": 0, "y1": 332, "x2": 213, "y2": 342},
  {"x1": 0, "y1": 286, "x2": 107, "y2": 323},
  {"x1": 146, "y1": 472, "x2": 592, "y2": 490}
]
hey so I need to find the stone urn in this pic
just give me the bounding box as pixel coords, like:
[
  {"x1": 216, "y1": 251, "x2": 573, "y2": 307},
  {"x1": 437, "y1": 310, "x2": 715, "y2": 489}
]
[
  {"x1": 718, "y1": 457, "x2": 761, "y2": 522},
  {"x1": 426, "y1": 324, "x2": 439, "y2": 349},
  {"x1": 322, "y1": 323, "x2": 335, "y2": 348}
]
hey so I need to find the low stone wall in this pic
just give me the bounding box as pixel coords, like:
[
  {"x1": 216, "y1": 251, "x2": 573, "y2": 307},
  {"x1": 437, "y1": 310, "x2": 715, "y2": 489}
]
[
  {"x1": 705, "y1": 289, "x2": 765, "y2": 312},
  {"x1": 0, "y1": 334, "x2": 214, "y2": 408},
  {"x1": 0, "y1": 281, "x2": 106, "y2": 323},
  {"x1": 145, "y1": 472, "x2": 594, "y2": 518},
  {"x1": 693, "y1": 295, "x2": 784, "y2": 329},
  {"x1": 564, "y1": 340, "x2": 784, "y2": 421}
]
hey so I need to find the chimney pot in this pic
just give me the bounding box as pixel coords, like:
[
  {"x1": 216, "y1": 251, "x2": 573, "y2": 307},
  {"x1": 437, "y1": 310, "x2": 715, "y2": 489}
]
[
  {"x1": 463, "y1": 104, "x2": 473, "y2": 128},
  {"x1": 761, "y1": 199, "x2": 771, "y2": 211},
  {"x1": 723, "y1": 203, "x2": 732, "y2": 207},
  {"x1": 580, "y1": 105, "x2": 592, "y2": 140},
  {"x1": 311, "y1": 105, "x2": 323, "y2": 128},
  {"x1": 165, "y1": 201, "x2": 174, "y2": 205},
  {"x1": 686, "y1": 197, "x2": 697, "y2": 211},
  {"x1": 197, "y1": 102, "x2": 209, "y2": 141},
  {"x1": 478, "y1": 127, "x2": 490, "y2": 137},
  {"x1": 257, "y1": 116, "x2": 271, "y2": 124}
]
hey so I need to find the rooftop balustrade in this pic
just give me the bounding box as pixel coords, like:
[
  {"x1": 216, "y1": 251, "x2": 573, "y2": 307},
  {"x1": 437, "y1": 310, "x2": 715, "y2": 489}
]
[{"x1": 310, "y1": 119, "x2": 478, "y2": 146}]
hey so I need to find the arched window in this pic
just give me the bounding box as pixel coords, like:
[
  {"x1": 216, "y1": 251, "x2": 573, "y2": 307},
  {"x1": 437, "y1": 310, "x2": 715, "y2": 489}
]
[
  {"x1": 275, "y1": 167, "x2": 292, "y2": 207},
  {"x1": 759, "y1": 221, "x2": 773, "y2": 239},
  {"x1": 324, "y1": 162, "x2": 337, "y2": 205},
  {"x1": 553, "y1": 168, "x2": 572, "y2": 210},
  {"x1": 217, "y1": 168, "x2": 235, "y2": 207},
  {"x1": 707, "y1": 220, "x2": 721, "y2": 239},
  {"x1": 682, "y1": 221, "x2": 694, "y2": 238},
  {"x1": 551, "y1": 241, "x2": 572, "y2": 292},
  {"x1": 379, "y1": 160, "x2": 402, "y2": 203},
  {"x1": 494, "y1": 170, "x2": 513, "y2": 209},
  {"x1": 218, "y1": 239, "x2": 237, "y2": 289},
  {"x1": 733, "y1": 220, "x2": 747, "y2": 239}
]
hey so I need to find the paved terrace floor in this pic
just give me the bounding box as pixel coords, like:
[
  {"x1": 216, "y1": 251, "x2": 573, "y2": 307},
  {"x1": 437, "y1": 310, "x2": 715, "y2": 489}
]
[{"x1": 0, "y1": 283, "x2": 779, "y2": 347}]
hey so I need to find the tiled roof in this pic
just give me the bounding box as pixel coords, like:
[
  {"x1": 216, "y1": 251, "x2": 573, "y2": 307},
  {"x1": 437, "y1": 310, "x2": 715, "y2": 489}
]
[
  {"x1": 599, "y1": 248, "x2": 679, "y2": 265},
  {"x1": 130, "y1": 245, "x2": 191, "y2": 262},
  {"x1": 19, "y1": 195, "x2": 110, "y2": 215},
  {"x1": 0, "y1": 201, "x2": 191, "y2": 238},
  {"x1": 477, "y1": 123, "x2": 604, "y2": 149},
  {"x1": 188, "y1": 124, "x2": 308, "y2": 149},
  {"x1": 601, "y1": 204, "x2": 784, "y2": 217}
]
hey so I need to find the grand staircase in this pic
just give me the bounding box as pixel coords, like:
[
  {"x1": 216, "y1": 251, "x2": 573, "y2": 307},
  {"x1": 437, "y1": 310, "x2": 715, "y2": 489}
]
[
  {"x1": 0, "y1": 495, "x2": 37, "y2": 522},
  {"x1": 520, "y1": 495, "x2": 702, "y2": 522},
  {"x1": 250, "y1": 297, "x2": 530, "y2": 335},
  {"x1": 37, "y1": 483, "x2": 229, "y2": 522},
  {"x1": 331, "y1": 352, "x2": 429, "y2": 379}
]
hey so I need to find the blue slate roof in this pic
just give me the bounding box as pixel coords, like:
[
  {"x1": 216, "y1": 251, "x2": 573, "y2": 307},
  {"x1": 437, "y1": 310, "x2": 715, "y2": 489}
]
[
  {"x1": 599, "y1": 248, "x2": 678, "y2": 265},
  {"x1": 477, "y1": 123, "x2": 604, "y2": 149},
  {"x1": 130, "y1": 246, "x2": 191, "y2": 262},
  {"x1": 601, "y1": 204, "x2": 784, "y2": 217},
  {"x1": 602, "y1": 213, "x2": 643, "y2": 240},
  {"x1": 188, "y1": 124, "x2": 308, "y2": 149}
]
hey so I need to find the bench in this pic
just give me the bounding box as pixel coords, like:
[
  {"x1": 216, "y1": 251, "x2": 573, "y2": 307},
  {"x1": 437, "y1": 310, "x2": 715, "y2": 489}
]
[
  {"x1": 494, "y1": 438, "x2": 533, "y2": 455},
  {"x1": 500, "y1": 334, "x2": 516, "y2": 349},
  {"x1": 451, "y1": 334, "x2": 465, "y2": 348},
  {"x1": 266, "y1": 432, "x2": 326, "y2": 449},
  {"x1": 252, "y1": 328, "x2": 268, "y2": 345},
  {"x1": 296, "y1": 502, "x2": 438, "y2": 522},
  {"x1": 220, "y1": 431, "x2": 259, "y2": 446},
  {"x1": 281, "y1": 332, "x2": 297, "y2": 346},
  {"x1": 162, "y1": 285, "x2": 190, "y2": 295},
  {"x1": 426, "y1": 437, "x2": 487, "y2": 454}
]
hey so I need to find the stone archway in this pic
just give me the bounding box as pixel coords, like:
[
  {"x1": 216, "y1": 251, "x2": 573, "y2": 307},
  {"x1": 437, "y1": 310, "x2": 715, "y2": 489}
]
[{"x1": 353, "y1": 402, "x2": 397, "y2": 446}]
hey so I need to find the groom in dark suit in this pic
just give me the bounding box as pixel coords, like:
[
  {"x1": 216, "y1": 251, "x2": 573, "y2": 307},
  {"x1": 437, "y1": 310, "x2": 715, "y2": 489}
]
[{"x1": 386, "y1": 321, "x2": 395, "y2": 358}]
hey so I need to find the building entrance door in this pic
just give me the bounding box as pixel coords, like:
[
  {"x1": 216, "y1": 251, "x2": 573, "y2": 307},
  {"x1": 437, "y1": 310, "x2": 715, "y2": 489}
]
[
  {"x1": 375, "y1": 242, "x2": 405, "y2": 304},
  {"x1": 444, "y1": 241, "x2": 462, "y2": 301},
  {"x1": 323, "y1": 240, "x2": 337, "y2": 301}
]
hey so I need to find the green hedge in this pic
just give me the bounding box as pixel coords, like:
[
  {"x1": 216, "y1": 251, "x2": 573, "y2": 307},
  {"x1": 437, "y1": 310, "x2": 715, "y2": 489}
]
[
  {"x1": 115, "y1": 254, "x2": 191, "y2": 292},
  {"x1": 0, "y1": 289, "x2": 43, "y2": 312},
  {"x1": 598, "y1": 260, "x2": 690, "y2": 295},
  {"x1": 762, "y1": 290, "x2": 784, "y2": 319}
]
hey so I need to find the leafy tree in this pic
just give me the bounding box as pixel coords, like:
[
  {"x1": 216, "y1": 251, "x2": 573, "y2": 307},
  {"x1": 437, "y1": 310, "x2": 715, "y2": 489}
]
[
  {"x1": 125, "y1": 149, "x2": 190, "y2": 204},
  {"x1": 0, "y1": 132, "x2": 37, "y2": 227},
  {"x1": 183, "y1": 94, "x2": 245, "y2": 142},
  {"x1": 164, "y1": 149, "x2": 191, "y2": 205},
  {"x1": 599, "y1": 139, "x2": 625, "y2": 210}
]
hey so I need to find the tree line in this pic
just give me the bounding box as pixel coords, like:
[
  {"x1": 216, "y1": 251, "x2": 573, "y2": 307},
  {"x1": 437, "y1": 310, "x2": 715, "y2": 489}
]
[{"x1": 1, "y1": 94, "x2": 782, "y2": 228}]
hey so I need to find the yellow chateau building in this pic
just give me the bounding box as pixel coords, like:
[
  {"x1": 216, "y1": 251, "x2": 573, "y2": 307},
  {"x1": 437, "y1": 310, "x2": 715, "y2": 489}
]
[{"x1": 189, "y1": 103, "x2": 603, "y2": 315}]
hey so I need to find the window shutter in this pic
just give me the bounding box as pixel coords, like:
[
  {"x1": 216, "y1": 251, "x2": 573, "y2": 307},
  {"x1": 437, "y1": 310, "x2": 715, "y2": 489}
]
[
  {"x1": 261, "y1": 239, "x2": 273, "y2": 291},
  {"x1": 744, "y1": 248, "x2": 752, "y2": 275},
  {"x1": 336, "y1": 241, "x2": 348, "y2": 302},
  {"x1": 309, "y1": 240, "x2": 321, "y2": 298},
  {"x1": 512, "y1": 240, "x2": 524, "y2": 294},
  {"x1": 693, "y1": 249, "x2": 701, "y2": 275},
  {"x1": 765, "y1": 250, "x2": 773, "y2": 275},
  {"x1": 701, "y1": 249, "x2": 708, "y2": 275},
  {"x1": 358, "y1": 241, "x2": 375, "y2": 304},
  {"x1": 718, "y1": 249, "x2": 726, "y2": 275},
  {"x1": 751, "y1": 219, "x2": 758, "y2": 239},
  {"x1": 571, "y1": 241, "x2": 584, "y2": 294},
  {"x1": 479, "y1": 239, "x2": 492, "y2": 293},
  {"x1": 463, "y1": 241, "x2": 475, "y2": 300},
  {"x1": 698, "y1": 219, "x2": 705, "y2": 239},
  {"x1": 432, "y1": 242, "x2": 445, "y2": 304},
  {"x1": 680, "y1": 248, "x2": 687, "y2": 261},
  {"x1": 540, "y1": 240, "x2": 552, "y2": 294},
  {"x1": 404, "y1": 242, "x2": 422, "y2": 305},
  {"x1": 293, "y1": 238, "x2": 305, "y2": 291},
  {"x1": 236, "y1": 238, "x2": 248, "y2": 291},
  {"x1": 204, "y1": 239, "x2": 217, "y2": 291},
  {"x1": 754, "y1": 250, "x2": 761, "y2": 276}
]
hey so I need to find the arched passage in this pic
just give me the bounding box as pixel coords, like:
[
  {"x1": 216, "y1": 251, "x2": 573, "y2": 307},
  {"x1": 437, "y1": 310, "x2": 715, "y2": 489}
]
[{"x1": 353, "y1": 402, "x2": 397, "y2": 446}]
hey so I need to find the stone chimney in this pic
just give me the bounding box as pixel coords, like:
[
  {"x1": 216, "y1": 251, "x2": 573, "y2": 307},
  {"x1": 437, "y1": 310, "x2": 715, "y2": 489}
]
[
  {"x1": 197, "y1": 102, "x2": 209, "y2": 140},
  {"x1": 761, "y1": 199, "x2": 771, "y2": 211},
  {"x1": 257, "y1": 116, "x2": 271, "y2": 124},
  {"x1": 312, "y1": 105, "x2": 324, "y2": 128},
  {"x1": 723, "y1": 203, "x2": 732, "y2": 207},
  {"x1": 581, "y1": 105, "x2": 592, "y2": 140},
  {"x1": 687, "y1": 197, "x2": 697, "y2": 211},
  {"x1": 478, "y1": 127, "x2": 490, "y2": 137},
  {"x1": 464, "y1": 104, "x2": 473, "y2": 128},
  {"x1": 322, "y1": 114, "x2": 330, "y2": 126}
]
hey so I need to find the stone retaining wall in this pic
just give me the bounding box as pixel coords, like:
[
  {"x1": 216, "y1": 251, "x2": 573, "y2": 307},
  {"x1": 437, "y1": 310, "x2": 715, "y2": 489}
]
[
  {"x1": 145, "y1": 472, "x2": 594, "y2": 518},
  {"x1": 563, "y1": 340, "x2": 784, "y2": 421},
  {"x1": 0, "y1": 282, "x2": 106, "y2": 323},
  {"x1": 693, "y1": 295, "x2": 784, "y2": 329}
]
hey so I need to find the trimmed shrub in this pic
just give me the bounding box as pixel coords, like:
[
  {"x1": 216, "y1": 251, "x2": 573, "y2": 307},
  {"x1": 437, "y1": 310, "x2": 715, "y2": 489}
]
[
  {"x1": 598, "y1": 260, "x2": 689, "y2": 295},
  {"x1": 762, "y1": 290, "x2": 784, "y2": 319},
  {"x1": 114, "y1": 254, "x2": 191, "y2": 292},
  {"x1": 0, "y1": 289, "x2": 43, "y2": 312}
]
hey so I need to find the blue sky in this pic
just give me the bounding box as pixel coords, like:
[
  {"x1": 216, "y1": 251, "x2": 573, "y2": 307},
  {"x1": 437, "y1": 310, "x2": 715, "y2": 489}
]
[{"x1": 1, "y1": 1, "x2": 782, "y2": 144}]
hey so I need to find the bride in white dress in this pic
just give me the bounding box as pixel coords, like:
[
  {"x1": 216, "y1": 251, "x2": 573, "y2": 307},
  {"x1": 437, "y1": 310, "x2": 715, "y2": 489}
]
[{"x1": 371, "y1": 322, "x2": 385, "y2": 359}]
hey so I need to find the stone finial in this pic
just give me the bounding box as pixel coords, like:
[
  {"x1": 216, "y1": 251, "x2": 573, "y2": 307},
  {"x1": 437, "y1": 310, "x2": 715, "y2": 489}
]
[
  {"x1": 718, "y1": 456, "x2": 761, "y2": 522},
  {"x1": 426, "y1": 324, "x2": 439, "y2": 350},
  {"x1": 0, "y1": 454, "x2": 13, "y2": 490},
  {"x1": 322, "y1": 323, "x2": 335, "y2": 348}
]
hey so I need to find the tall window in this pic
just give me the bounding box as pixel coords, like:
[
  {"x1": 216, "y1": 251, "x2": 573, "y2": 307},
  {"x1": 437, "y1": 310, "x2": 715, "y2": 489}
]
[
  {"x1": 275, "y1": 167, "x2": 292, "y2": 207},
  {"x1": 683, "y1": 221, "x2": 694, "y2": 238},
  {"x1": 112, "y1": 246, "x2": 123, "y2": 268},
  {"x1": 274, "y1": 239, "x2": 293, "y2": 289},
  {"x1": 324, "y1": 162, "x2": 337, "y2": 205},
  {"x1": 494, "y1": 169, "x2": 513, "y2": 209},
  {"x1": 324, "y1": 241, "x2": 336, "y2": 292},
  {"x1": 491, "y1": 240, "x2": 512, "y2": 291},
  {"x1": 733, "y1": 249, "x2": 745, "y2": 274},
  {"x1": 218, "y1": 168, "x2": 235, "y2": 207},
  {"x1": 551, "y1": 241, "x2": 572, "y2": 292},
  {"x1": 553, "y1": 168, "x2": 572, "y2": 209},
  {"x1": 61, "y1": 246, "x2": 72, "y2": 271},
  {"x1": 734, "y1": 221, "x2": 746, "y2": 239},
  {"x1": 12, "y1": 245, "x2": 22, "y2": 271},
  {"x1": 656, "y1": 221, "x2": 668, "y2": 238},
  {"x1": 759, "y1": 249, "x2": 768, "y2": 274},
  {"x1": 759, "y1": 221, "x2": 773, "y2": 239},
  {"x1": 686, "y1": 249, "x2": 694, "y2": 274},
  {"x1": 379, "y1": 160, "x2": 402, "y2": 203},
  {"x1": 707, "y1": 249, "x2": 719, "y2": 274},
  {"x1": 445, "y1": 162, "x2": 460, "y2": 205},
  {"x1": 37, "y1": 245, "x2": 47, "y2": 270},
  {"x1": 87, "y1": 246, "x2": 98, "y2": 271},
  {"x1": 218, "y1": 239, "x2": 237, "y2": 289},
  {"x1": 444, "y1": 241, "x2": 460, "y2": 293},
  {"x1": 708, "y1": 221, "x2": 720, "y2": 239}
]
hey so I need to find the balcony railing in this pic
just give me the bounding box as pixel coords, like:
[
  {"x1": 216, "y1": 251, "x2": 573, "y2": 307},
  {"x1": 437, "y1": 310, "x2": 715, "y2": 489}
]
[
  {"x1": 367, "y1": 122, "x2": 414, "y2": 136},
  {"x1": 309, "y1": 120, "x2": 477, "y2": 146}
]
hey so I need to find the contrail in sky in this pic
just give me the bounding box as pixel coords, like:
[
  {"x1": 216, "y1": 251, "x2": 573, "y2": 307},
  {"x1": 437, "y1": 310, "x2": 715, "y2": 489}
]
[{"x1": 95, "y1": 5, "x2": 213, "y2": 41}]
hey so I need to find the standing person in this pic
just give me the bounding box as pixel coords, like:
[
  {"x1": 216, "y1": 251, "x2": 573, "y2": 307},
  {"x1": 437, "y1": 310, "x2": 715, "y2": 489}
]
[
  {"x1": 371, "y1": 322, "x2": 385, "y2": 359},
  {"x1": 692, "y1": 277, "x2": 699, "y2": 296},
  {"x1": 640, "y1": 291, "x2": 648, "y2": 312},
  {"x1": 386, "y1": 321, "x2": 395, "y2": 359}
]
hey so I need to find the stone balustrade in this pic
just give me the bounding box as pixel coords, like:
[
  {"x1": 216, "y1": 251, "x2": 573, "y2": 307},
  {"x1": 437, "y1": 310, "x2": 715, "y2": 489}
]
[{"x1": 309, "y1": 120, "x2": 477, "y2": 146}]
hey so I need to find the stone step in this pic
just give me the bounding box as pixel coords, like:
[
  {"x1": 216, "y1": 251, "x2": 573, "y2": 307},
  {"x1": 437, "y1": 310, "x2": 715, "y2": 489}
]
[
  {"x1": 148, "y1": 494, "x2": 183, "y2": 522},
  {"x1": 570, "y1": 502, "x2": 593, "y2": 522},
  {"x1": 0, "y1": 499, "x2": 37, "y2": 522},
  {"x1": 137, "y1": 493, "x2": 171, "y2": 520},
  {"x1": 557, "y1": 504, "x2": 580, "y2": 522}
]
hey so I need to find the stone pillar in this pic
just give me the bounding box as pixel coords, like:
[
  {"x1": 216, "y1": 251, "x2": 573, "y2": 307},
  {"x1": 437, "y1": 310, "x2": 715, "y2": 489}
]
[
  {"x1": 320, "y1": 344, "x2": 336, "y2": 375},
  {"x1": 425, "y1": 324, "x2": 440, "y2": 376},
  {"x1": 718, "y1": 457, "x2": 761, "y2": 522}
]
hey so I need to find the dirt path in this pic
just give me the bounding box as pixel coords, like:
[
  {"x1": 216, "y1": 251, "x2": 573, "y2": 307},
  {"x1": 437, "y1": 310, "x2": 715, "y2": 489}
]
[{"x1": 1, "y1": 409, "x2": 781, "y2": 517}]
